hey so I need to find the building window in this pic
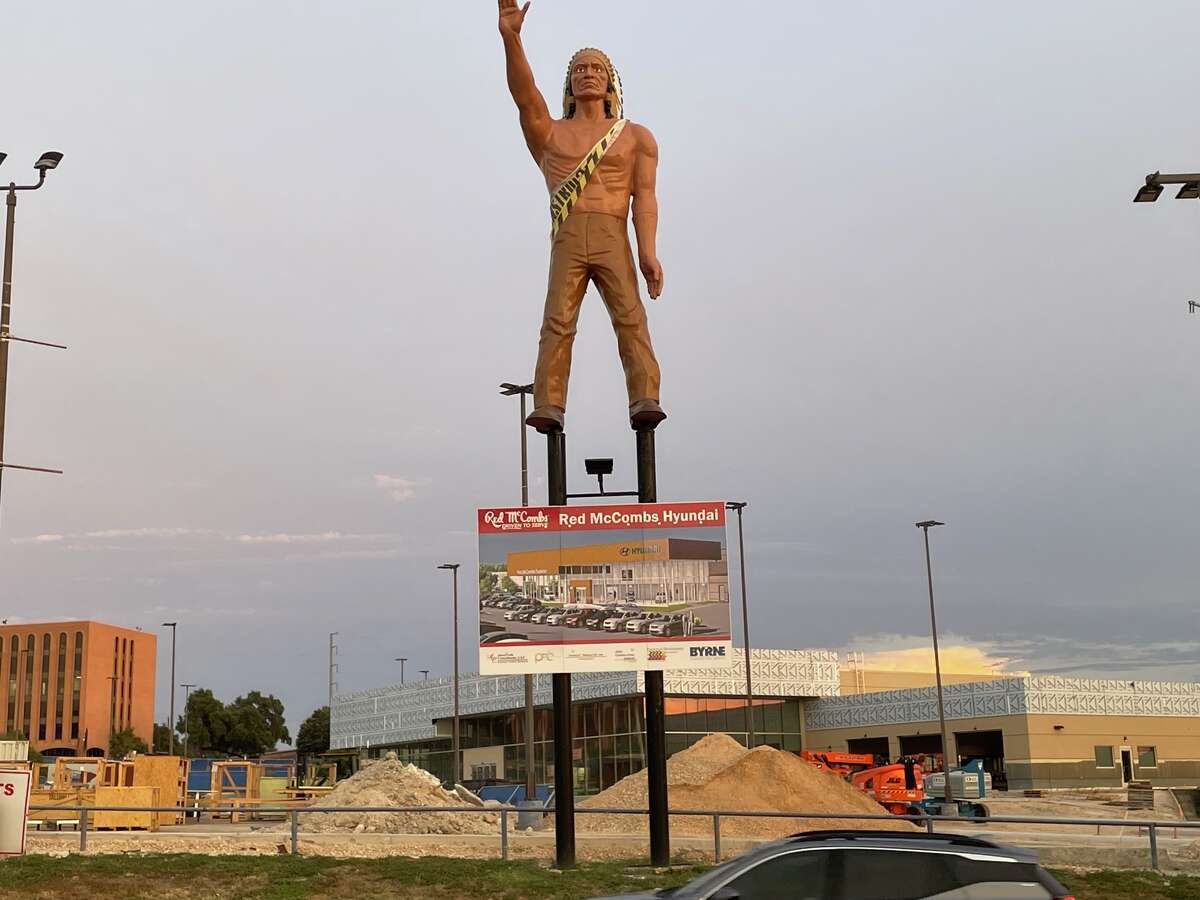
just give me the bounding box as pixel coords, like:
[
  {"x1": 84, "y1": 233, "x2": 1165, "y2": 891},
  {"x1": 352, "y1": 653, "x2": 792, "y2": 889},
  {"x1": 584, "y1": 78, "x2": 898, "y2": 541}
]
[
  {"x1": 1137, "y1": 746, "x2": 1157, "y2": 768},
  {"x1": 71, "y1": 632, "x2": 82, "y2": 740},
  {"x1": 22, "y1": 635, "x2": 34, "y2": 738},
  {"x1": 54, "y1": 633, "x2": 66, "y2": 740},
  {"x1": 1094, "y1": 746, "x2": 1114, "y2": 768},
  {"x1": 6, "y1": 636, "x2": 16, "y2": 733},
  {"x1": 38, "y1": 633, "x2": 50, "y2": 740},
  {"x1": 127, "y1": 641, "x2": 134, "y2": 730}
]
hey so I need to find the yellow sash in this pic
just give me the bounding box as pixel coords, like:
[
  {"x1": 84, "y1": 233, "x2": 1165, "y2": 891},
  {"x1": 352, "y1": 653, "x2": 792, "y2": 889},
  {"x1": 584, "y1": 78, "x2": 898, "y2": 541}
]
[{"x1": 549, "y1": 119, "x2": 627, "y2": 236}]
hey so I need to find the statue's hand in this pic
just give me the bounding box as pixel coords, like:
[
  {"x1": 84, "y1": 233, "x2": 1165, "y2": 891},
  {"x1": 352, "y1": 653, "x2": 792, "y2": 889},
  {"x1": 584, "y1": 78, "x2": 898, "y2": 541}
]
[
  {"x1": 498, "y1": 0, "x2": 531, "y2": 36},
  {"x1": 640, "y1": 256, "x2": 664, "y2": 299}
]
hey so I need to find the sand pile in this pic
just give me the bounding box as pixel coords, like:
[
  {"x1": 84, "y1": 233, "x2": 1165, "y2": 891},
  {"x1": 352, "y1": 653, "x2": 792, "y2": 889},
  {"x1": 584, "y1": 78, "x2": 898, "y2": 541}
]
[
  {"x1": 299, "y1": 754, "x2": 503, "y2": 835},
  {"x1": 567, "y1": 733, "x2": 914, "y2": 838}
]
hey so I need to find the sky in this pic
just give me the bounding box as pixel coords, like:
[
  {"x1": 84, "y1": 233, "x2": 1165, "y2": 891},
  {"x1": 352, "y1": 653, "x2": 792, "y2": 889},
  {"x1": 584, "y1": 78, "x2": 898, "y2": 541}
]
[{"x1": 2, "y1": 1, "x2": 1198, "y2": 741}]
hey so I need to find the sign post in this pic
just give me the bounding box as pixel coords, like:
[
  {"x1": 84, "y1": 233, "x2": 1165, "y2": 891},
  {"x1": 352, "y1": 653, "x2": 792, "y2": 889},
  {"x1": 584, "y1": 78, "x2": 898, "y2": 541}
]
[{"x1": 0, "y1": 768, "x2": 32, "y2": 856}]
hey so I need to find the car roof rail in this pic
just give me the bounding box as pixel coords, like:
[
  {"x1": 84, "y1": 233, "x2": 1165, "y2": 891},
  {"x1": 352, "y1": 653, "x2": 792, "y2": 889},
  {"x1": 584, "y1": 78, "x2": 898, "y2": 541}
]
[{"x1": 784, "y1": 830, "x2": 1004, "y2": 850}]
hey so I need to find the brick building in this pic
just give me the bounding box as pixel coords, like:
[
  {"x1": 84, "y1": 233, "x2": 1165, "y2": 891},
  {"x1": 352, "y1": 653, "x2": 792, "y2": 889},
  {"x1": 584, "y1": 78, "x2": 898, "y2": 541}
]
[{"x1": 0, "y1": 621, "x2": 156, "y2": 756}]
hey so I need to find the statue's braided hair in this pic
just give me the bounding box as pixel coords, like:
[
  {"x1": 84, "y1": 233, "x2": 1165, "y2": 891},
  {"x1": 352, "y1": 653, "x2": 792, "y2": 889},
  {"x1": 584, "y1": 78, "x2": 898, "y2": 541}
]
[{"x1": 562, "y1": 48, "x2": 624, "y2": 120}]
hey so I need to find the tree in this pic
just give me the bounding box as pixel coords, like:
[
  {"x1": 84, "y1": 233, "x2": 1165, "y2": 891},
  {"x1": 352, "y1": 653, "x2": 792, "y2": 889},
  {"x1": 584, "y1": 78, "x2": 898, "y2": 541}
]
[
  {"x1": 109, "y1": 728, "x2": 149, "y2": 759},
  {"x1": 174, "y1": 687, "x2": 290, "y2": 757},
  {"x1": 501, "y1": 576, "x2": 519, "y2": 592},
  {"x1": 176, "y1": 688, "x2": 229, "y2": 755},
  {"x1": 296, "y1": 706, "x2": 330, "y2": 755}
]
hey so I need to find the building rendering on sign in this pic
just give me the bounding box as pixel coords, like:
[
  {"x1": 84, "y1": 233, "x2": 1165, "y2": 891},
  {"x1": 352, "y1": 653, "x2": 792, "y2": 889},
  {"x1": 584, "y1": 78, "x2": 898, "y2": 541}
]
[
  {"x1": 0, "y1": 621, "x2": 156, "y2": 757},
  {"x1": 332, "y1": 650, "x2": 1200, "y2": 793},
  {"x1": 506, "y1": 538, "x2": 724, "y2": 605}
]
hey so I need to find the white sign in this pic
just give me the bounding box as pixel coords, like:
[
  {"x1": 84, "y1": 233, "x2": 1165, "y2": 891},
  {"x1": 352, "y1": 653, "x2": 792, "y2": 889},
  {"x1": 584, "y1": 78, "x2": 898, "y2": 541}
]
[{"x1": 0, "y1": 769, "x2": 32, "y2": 856}]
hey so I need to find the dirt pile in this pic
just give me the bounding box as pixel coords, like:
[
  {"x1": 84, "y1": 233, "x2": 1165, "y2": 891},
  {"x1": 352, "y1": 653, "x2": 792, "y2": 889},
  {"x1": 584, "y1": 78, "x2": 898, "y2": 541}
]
[
  {"x1": 298, "y1": 755, "x2": 502, "y2": 835},
  {"x1": 568, "y1": 733, "x2": 914, "y2": 838}
]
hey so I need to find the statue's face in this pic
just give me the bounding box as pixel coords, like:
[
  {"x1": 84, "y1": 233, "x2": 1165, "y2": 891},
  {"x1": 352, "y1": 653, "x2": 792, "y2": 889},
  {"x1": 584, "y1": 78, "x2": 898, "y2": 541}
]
[{"x1": 570, "y1": 53, "x2": 609, "y2": 102}]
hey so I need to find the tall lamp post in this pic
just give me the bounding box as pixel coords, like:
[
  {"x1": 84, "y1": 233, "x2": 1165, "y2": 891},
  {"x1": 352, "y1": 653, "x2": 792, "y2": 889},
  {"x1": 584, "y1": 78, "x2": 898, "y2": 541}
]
[
  {"x1": 725, "y1": 501, "x2": 755, "y2": 747},
  {"x1": 0, "y1": 151, "x2": 66, "y2": 513},
  {"x1": 180, "y1": 683, "x2": 196, "y2": 756},
  {"x1": 438, "y1": 562, "x2": 462, "y2": 785},
  {"x1": 500, "y1": 381, "x2": 538, "y2": 799},
  {"x1": 395, "y1": 657, "x2": 408, "y2": 684},
  {"x1": 419, "y1": 669, "x2": 430, "y2": 682},
  {"x1": 915, "y1": 519, "x2": 954, "y2": 808},
  {"x1": 161, "y1": 623, "x2": 177, "y2": 756}
]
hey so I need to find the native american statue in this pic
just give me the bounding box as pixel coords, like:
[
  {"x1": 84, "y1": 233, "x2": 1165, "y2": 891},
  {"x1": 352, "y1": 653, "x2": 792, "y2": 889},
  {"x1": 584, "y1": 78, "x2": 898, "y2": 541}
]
[{"x1": 498, "y1": 0, "x2": 665, "y2": 434}]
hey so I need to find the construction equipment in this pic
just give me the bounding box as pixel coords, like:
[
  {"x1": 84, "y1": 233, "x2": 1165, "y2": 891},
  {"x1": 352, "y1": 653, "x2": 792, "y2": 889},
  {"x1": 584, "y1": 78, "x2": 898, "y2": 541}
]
[
  {"x1": 799, "y1": 750, "x2": 877, "y2": 778},
  {"x1": 850, "y1": 759, "x2": 926, "y2": 816},
  {"x1": 922, "y1": 758, "x2": 992, "y2": 818}
]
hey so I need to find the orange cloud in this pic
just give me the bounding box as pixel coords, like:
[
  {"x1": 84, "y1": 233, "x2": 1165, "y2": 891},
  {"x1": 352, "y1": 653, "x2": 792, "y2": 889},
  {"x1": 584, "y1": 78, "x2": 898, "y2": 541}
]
[{"x1": 857, "y1": 644, "x2": 1027, "y2": 676}]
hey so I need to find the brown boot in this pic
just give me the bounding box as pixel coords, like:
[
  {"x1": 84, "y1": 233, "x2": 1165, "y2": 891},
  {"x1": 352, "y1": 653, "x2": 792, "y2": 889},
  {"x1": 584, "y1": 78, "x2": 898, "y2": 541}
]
[
  {"x1": 526, "y1": 405, "x2": 565, "y2": 434},
  {"x1": 629, "y1": 398, "x2": 666, "y2": 430}
]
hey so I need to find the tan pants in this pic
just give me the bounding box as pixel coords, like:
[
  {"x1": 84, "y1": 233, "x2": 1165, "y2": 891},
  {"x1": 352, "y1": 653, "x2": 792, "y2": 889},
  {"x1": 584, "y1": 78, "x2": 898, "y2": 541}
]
[{"x1": 534, "y1": 212, "x2": 661, "y2": 411}]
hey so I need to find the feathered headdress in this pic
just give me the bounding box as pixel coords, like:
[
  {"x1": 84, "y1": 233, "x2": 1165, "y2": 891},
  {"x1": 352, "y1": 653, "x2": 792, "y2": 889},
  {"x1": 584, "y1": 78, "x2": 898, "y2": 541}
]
[{"x1": 562, "y1": 48, "x2": 623, "y2": 120}]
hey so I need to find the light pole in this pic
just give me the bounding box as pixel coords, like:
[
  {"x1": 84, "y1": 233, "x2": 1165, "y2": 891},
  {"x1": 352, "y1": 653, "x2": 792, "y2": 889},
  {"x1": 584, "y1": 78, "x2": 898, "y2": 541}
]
[
  {"x1": 419, "y1": 669, "x2": 430, "y2": 682},
  {"x1": 0, "y1": 151, "x2": 66, "y2": 514},
  {"x1": 180, "y1": 683, "x2": 196, "y2": 756},
  {"x1": 1189, "y1": 301, "x2": 1199, "y2": 315},
  {"x1": 161, "y1": 623, "x2": 177, "y2": 756},
  {"x1": 328, "y1": 633, "x2": 338, "y2": 709},
  {"x1": 395, "y1": 657, "x2": 408, "y2": 684},
  {"x1": 1132, "y1": 170, "x2": 1200, "y2": 203},
  {"x1": 438, "y1": 563, "x2": 461, "y2": 785},
  {"x1": 916, "y1": 519, "x2": 954, "y2": 808},
  {"x1": 725, "y1": 501, "x2": 755, "y2": 747},
  {"x1": 500, "y1": 381, "x2": 538, "y2": 798}
]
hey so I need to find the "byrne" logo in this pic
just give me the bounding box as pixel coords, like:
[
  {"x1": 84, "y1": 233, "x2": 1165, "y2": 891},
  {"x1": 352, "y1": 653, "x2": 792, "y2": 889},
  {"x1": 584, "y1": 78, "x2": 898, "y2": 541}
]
[{"x1": 689, "y1": 646, "x2": 726, "y2": 658}]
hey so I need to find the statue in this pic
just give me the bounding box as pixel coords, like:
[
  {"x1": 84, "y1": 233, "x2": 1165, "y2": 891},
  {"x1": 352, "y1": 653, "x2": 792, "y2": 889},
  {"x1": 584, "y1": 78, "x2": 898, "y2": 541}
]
[{"x1": 498, "y1": 0, "x2": 665, "y2": 434}]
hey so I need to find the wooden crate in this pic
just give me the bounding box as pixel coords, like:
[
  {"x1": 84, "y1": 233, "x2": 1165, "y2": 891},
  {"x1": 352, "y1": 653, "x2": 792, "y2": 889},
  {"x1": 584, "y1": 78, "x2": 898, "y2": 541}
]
[
  {"x1": 93, "y1": 786, "x2": 159, "y2": 831},
  {"x1": 132, "y1": 755, "x2": 187, "y2": 826}
]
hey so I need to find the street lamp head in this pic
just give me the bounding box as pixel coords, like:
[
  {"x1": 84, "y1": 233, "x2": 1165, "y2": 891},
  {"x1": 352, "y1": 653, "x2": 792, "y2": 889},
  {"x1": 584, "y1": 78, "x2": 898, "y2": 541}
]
[
  {"x1": 915, "y1": 520, "x2": 945, "y2": 529},
  {"x1": 1176, "y1": 182, "x2": 1200, "y2": 200},
  {"x1": 584, "y1": 458, "x2": 614, "y2": 477},
  {"x1": 1133, "y1": 173, "x2": 1163, "y2": 203},
  {"x1": 499, "y1": 382, "x2": 534, "y2": 396},
  {"x1": 1190, "y1": 301, "x2": 1199, "y2": 314},
  {"x1": 395, "y1": 657, "x2": 408, "y2": 662},
  {"x1": 161, "y1": 621, "x2": 177, "y2": 627},
  {"x1": 0, "y1": 153, "x2": 6, "y2": 168},
  {"x1": 34, "y1": 151, "x2": 63, "y2": 172},
  {"x1": 725, "y1": 501, "x2": 748, "y2": 511},
  {"x1": 438, "y1": 563, "x2": 460, "y2": 571}
]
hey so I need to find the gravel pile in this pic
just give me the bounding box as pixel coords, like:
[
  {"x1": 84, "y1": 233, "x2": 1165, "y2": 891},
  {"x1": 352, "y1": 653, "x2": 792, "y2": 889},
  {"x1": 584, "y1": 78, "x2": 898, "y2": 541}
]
[
  {"x1": 565, "y1": 733, "x2": 915, "y2": 838},
  {"x1": 298, "y1": 753, "x2": 503, "y2": 835}
]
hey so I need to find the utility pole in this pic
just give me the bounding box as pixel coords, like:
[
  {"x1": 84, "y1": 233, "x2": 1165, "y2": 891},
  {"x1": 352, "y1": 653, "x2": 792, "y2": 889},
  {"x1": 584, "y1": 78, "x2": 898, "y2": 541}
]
[
  {"x1": 916, "y1": 520, "x2": 954, "y2": 809},
  {"x1": 161, "y1": 623, "x2": 177, "y2": 756},
  {"x1": 499, "y1": 381, "x2": 538, "y2": 800},
  {"x1": 438, "y1": 563, "x2": 462, "y2": 785},
  {"x1": 180, "y1": 683, "x2": 196, "y2": 756},
  {"x1": 0, "y1": 151, "x2": 66, "y2": 516},
  {"x1": 725, "y1": 502, "x2": 755, "y2": 747},
  {"x1": 328, "y1": 633, "x2": 338, "y2": 709},
  {"x1": 395, "y1": 657, "x2": 407, "y2": 684},
  {"x1": 419, "y1": 669, "x2": 430, "y2": 682}
]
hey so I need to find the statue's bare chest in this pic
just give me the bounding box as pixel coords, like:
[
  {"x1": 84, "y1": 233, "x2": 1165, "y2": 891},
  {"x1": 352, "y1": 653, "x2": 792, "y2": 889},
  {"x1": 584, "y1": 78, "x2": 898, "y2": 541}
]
[{"x1": 541, "y1": 120, "x2": 634, "y2": 187}]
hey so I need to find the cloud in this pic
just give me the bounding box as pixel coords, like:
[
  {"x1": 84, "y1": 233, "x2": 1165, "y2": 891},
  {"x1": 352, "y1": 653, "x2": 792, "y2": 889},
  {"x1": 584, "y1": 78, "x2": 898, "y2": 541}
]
[
  {"x1": 85, "y1": 527, "x2": 206, "y2": 539},
  {"x1": 373, "y1": 475, "x2": 427, "y2": 503},
  {"x1": 11, "y1": 533, "x2": 64, "y2": 544},
  {"x1": 234, "y1": 532, "x2": 400, "y2": 545}
]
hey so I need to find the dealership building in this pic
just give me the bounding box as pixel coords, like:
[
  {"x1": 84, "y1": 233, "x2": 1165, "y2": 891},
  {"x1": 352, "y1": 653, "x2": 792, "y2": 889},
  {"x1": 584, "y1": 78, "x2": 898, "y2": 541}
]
[
  {"x1": 505, "y1": 538, "x2": 727, "y2": 605},
  {"x1": 331, "y1": 649, "x2": 1200, "y2": 793}
]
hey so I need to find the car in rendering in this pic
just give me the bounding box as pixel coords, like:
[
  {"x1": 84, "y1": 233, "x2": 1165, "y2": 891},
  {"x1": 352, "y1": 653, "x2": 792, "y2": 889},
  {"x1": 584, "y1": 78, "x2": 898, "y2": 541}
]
[
  {"x1": 626, "y1": 613, "x2": 665, "y2": 634},
  {"x1": 544, "y1": 611, "x2": 566, "y2": 626},
  {"x1": 514, "y1": 607, "x2": 541, "y2": 623},
  {"x1": 563, "y1": 611, "x2": 587, "y2": 628},
  {"x1": 587, "y1": 830, "x2": 1073, "y2": 900},
  {"x1": 480, "y1": 632, "x2": 531, "y2": 644},
  {"x1": 647, "y1": 615, "x2": 685, "y2": 637},
  {"x1": 604, "y1": 612, "x2": 642, "y2": 632},
  {"x1": 585, "y1": 609, "x2": 616, "y2": 629},
  {"x1": 530, "y1": 609, "x2": 556, "y2": 625},
  {"x1": 504, "y1": 604, "x2": 537, "y2": 621}
]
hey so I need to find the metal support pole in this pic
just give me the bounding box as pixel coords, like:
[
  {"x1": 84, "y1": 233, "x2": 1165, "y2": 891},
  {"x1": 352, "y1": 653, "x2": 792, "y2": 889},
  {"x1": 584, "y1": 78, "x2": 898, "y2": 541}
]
[
  {"x1": 712, "y1": 814, "x2": 722, "y2": 862},
  {"x1": 924, "y1": 813, "x2": 935, "y2": 834},
  {"x1": 0, "y1": 190, "x2": 16, "y2": 510},
  {"x1": 500, "y1": 809, "x2": 509, "y2": 860},
  {"x1": 452, "y1": 568, "x2": 461, "y2": 786},
  {"x1": 520, "y1": 390, "x2": 536, "y2": 804},
  {"x1": 290, "y1": 810, "x2": 299, "y2": 855},
  {"x1": 547, "y1": 431, "x2": 574, "y2": 868},
  {"x1": 919, "y1": 522, "x2": 954, "y2": 807},
  {"x1": 637, "y1": 427, "x2": 670, "y2": 866},
  {"x1": 168, "y1": 624, "x2": 177, "y2": 756},
  {"x1": 1148, "y1": 822, "x2": 1159, "y2": 871},
  {"x1": 78, "y1": 808, "x2": 88, "y2": 852},
  {"x1": 732, "y1": 504, "x2": 754, "y2": 747}
]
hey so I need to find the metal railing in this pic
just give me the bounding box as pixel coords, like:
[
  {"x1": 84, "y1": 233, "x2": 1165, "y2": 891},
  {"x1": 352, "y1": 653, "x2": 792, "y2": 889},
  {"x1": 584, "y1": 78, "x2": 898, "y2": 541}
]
[{"x1": 26, "y1": 803, "x2": 1200, "y2": 871}]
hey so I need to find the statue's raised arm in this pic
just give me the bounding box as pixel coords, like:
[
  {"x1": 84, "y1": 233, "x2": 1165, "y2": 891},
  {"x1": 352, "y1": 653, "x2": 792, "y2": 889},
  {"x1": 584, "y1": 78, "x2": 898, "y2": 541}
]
[{"x1": 498, "y1": 0, "x2": 553, "y2": 161}]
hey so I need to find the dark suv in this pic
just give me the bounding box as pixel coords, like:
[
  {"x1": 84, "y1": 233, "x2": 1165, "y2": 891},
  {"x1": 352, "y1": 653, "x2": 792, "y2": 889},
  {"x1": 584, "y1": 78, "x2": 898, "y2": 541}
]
[{"x1": 589, "y1": 830, "x2": 1072, "y2": 899}]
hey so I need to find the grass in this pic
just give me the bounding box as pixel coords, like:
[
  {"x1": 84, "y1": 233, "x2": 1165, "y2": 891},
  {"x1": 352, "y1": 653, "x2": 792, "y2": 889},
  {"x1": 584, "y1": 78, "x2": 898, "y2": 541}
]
[{"x1": 0, "y1": 855, "x2": 1196, "y2": 899}]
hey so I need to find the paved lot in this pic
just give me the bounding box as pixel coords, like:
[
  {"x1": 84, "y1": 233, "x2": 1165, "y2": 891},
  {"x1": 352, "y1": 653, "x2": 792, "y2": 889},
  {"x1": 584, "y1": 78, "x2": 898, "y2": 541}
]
[{"x1": 480, "y1": 602, "x2": 731, "y2": 642}]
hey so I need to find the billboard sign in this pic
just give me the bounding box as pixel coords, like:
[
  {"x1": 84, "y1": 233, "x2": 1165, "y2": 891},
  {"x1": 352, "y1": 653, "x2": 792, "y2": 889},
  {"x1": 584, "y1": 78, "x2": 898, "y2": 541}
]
[
  {"x1": 0, "y1": 768, "x2": 31, "y2": 856},
  {"x1": 478, "y1": 501, "x2": 733, "y2": 674}
]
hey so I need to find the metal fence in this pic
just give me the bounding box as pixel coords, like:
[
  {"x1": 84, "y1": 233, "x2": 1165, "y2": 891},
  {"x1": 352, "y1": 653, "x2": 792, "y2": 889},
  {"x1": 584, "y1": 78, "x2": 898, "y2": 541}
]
[{"x1": 27, "y1": 803, "x2": 1200, "y2": 872}]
